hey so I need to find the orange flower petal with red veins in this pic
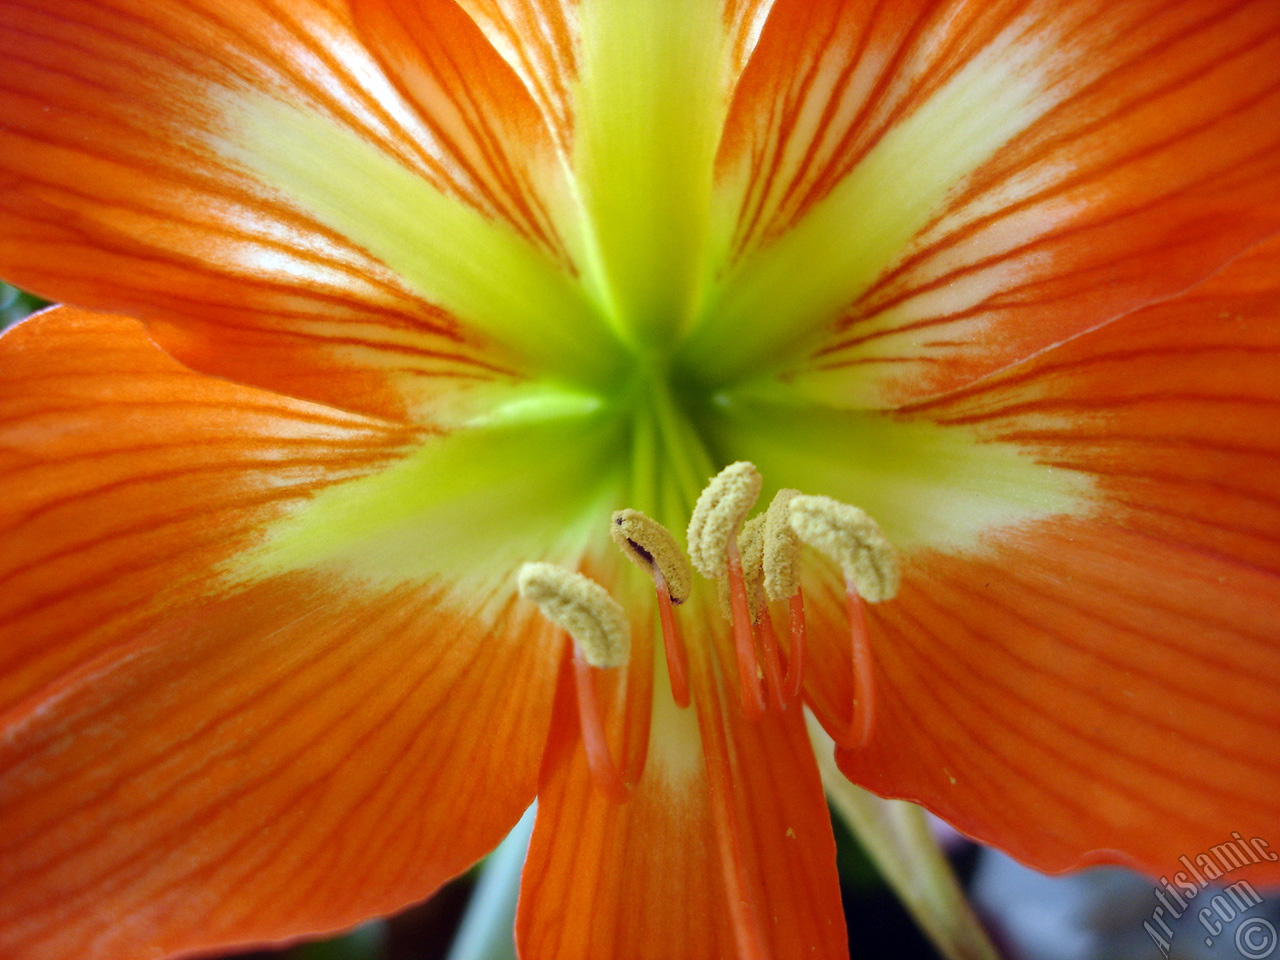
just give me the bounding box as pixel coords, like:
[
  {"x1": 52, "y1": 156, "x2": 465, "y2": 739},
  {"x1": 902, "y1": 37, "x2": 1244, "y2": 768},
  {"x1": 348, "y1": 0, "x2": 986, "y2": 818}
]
[
  {"x1": 450, "y1": 0, "x2": 580, "y2": 153},
  {"x1": 349, "y1": 0, "x2": 576, "y2": 268},
  {"x1": 0, "y1": 306, "x2": 413, "y2": 720},
  {"x1": 793, "y1": 569, "x2": 857, "y2": 744},
  {"x1": 714, "y1": 0, "x2": 1280, "y2": 402},
  {"x1": 0, "y1": 308, "x2": 561, "y2": 957},
  {"x1": 838, "y1": 235, "x2": 1280, "y2": 884},
  {"x1": 0, "y1": 0, "x2": 574, "y2": 420},
  {"x1": 520, "y1": 599, "x2": 847, "y2": 960}
]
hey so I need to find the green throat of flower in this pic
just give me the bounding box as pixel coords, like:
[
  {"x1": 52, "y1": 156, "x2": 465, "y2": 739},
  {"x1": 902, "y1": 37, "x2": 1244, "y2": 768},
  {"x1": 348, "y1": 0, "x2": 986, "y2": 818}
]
[
  {"x1": 223, "y1": 13, "x2": 1093, "y2": 617},
  {"x1": 236, "y1": 316, "x2": 1088, "y2": 601}
]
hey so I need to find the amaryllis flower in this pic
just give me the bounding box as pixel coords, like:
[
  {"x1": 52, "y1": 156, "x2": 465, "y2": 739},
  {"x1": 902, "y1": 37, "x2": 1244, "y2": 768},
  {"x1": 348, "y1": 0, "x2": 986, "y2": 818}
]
[{"x1": 2, "y1": 1, "x2": 1279, "y2": 958}]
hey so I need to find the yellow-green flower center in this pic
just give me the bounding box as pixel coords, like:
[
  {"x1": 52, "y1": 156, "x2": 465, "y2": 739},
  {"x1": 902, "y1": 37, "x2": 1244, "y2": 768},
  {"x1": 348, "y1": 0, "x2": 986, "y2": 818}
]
[{"x1": 220, "y1": 16, "x2": 1094, "y2": 592}]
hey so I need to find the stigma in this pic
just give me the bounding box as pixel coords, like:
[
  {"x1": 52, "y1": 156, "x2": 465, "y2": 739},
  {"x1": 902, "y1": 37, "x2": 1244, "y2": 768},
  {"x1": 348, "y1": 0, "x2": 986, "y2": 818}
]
[{"x1": 517, "y1": 461, "x2": 901, "y2": 803}]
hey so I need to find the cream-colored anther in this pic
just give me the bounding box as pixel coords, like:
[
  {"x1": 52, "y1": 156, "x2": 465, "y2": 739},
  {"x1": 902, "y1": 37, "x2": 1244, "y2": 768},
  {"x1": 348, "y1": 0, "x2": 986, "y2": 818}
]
[
  {"x1": 517, "y1": 563, "x2": 630, "y2": 668},
  {"x1": 788, "y1": 496, "x2": 900, "y2": 602},
  {"x1": 610, "y1": 509, "x2": 692, "y2": 603},
  {"x1": 761, "y1": 489, "x2": 803, "y2": 601},
  {"x1": 729, "y1": 514, "x2": 768, "y2": 621},
  {"x1": 687, "y1": 461, "x2": 762, "y2": 580}
]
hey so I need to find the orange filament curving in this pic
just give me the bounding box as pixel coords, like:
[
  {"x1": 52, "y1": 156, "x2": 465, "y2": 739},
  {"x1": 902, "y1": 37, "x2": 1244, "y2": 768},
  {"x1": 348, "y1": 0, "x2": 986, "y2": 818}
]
[
  {"x1": 621, "y1": 612, "x2": 654, "y2": 789},
  {"x1": 572, "y1": 653, "x2": 632, "y2": 803},
  {"x1": 653, "y1": 567, "x2": 691, "y2": 709},
  {"x1": 756, "y1": 606, "x2": 788, "y2": 712}
]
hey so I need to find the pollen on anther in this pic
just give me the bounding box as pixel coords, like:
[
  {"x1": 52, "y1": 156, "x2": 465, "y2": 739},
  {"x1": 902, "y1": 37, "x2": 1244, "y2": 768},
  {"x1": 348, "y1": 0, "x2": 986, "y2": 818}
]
[
  {"x1": 517, "y1": 562, "x2": 630, "y2": 667},
  {"x1": 788, "y1": 495, "x2": 900, "y2": 602},
  {"x1": 730, "y1": 514, "x2": 768, "y2": 621},
  {"x1": 687, "y1": 461, "x2": 762, "y2": 580},
  {"x1": 761, "y1": 488, "x2": 803, "y2": 601},
  {"x1": 610, "y1": 509, "x2": 692, "y2": 603}
]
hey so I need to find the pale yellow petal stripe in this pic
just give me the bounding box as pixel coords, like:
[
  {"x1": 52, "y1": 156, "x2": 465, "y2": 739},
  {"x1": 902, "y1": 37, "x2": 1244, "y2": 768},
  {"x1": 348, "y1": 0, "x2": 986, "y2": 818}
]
[
  {"x1": 219, "y1": 96, "x2": 625, "y2": 387},
  {"x1": 236, "y1": 414, "x2": 626, "y2": 605},
  {"x1": 704, "y1": 397, "x2": 1092, "y2": 556},
  {"x1": 573, "y1": 0, "x2": 733, "y2": 347},
  {"x1": 688, "y1": 26, "x2": 1061, "y2": 385}
]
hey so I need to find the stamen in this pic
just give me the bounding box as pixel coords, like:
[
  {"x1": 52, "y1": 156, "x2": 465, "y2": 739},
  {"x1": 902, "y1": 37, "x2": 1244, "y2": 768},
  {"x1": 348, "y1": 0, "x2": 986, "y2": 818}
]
[
  {"x1": 517, "y1": 562, "x2": 630, "y2": 668},
  {"x1": 699, "y1": 672, "x2": 774, "y2": 960},
  {"x1": 687, "y1": 461, "x2": 762, "y2": 581},
  {"x1": 787, "y1": 496, "x2": 898, "y2": 749},
  {"x1": 572, "y1": 654, "x2": 631, "y2": 803},
  {"x1": 761, "y1": 488, "x2": 803, "y2": 603},
  {"x1": 738, "y1": 515, "x2": 786, "y2": 710},
  {"x1": 755, "y1": 605, "x2": 788, "y2": 711},
  {"x1": 732, "y1": 514, "x2": 766, "y2": 621},
  {"x1": 610, "y1": 509, "x2": 692, "y2": 709},
  {"x1": 846, "y1": 583, "x2": 875, "y2": 750},
  {"x1": 689, "y1": 463, "x2": 766, "y2": 718},
  {"x1": 620, "y1": 604, "x2": 655, "y2": 787},
  {"x1": 519, "y1": 563, "x2": 633, "y2": 799},
  {"x1": 610, "y1": 508, "x2": 692, "y2": 602},
  {"x1": 787, "y1": 495, "x2": 900, "y2": 602},
  {"x1": 653, "y1": 565, "x2": 690, "y2": 708}
]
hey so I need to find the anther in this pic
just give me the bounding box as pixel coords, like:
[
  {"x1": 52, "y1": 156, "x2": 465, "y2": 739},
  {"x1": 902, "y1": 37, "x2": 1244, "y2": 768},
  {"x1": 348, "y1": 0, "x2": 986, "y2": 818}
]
[
  {"x1": 759, "y1": 489, "x2": 808, "y2": 701},
  {"x1": 689, "y1": 463, "x2": 766, "y2": 718},
  {"x1": 787, "y1": 496, "x2": 900, "y2": 602},
  {"x1": 761, "y1": 489, "x2": 803, "y2": 602},
  {"x1": 611, "y1": 509, "x2": 691, "y2": 603},
  {"x1": 787, "y1": 496, "x2": 899, "y2": 749},
  {"x1": 736, "y1": 515, "x2": 786, "y2": 711},
  {"x1": 687, "y1": 461, "x2": 762, "y2": 581},
  {"x1": 518, "y1": 562, "x2": 629, "y2": 668},
  {"x1": 610, "y1": 509, "x2": 693, "y2": 709},
  {"x1": 518, "y1": 563, "x2": 632, "y2": 800}
]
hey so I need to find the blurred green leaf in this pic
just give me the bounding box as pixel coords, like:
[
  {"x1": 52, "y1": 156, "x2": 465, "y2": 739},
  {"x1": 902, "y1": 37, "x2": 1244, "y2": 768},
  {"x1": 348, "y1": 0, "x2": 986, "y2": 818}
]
[
  {"x1": 813, "y1": 721, "x2": 1000, "y2": 960},
  {"x1": 285, "y1": 922, "x2": 387, "y2": 960},
  {"x1": 1, "y1": 281, "x2": 47, "y2": 329}
]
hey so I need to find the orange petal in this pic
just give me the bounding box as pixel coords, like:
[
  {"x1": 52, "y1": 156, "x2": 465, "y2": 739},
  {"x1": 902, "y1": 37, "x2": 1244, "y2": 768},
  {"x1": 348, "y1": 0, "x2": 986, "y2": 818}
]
[
  {"x1": 519, "y1": 599, "x2": 847, "y2": 960},
  {"x1": 449, "y1": 0, "x2": 580, "y2": 154},
  {"x1": 718, "y1": 0, "x2": 1280, "y2": 402},
  {"x1": 796, "y1": 569, "x2": 859, "y2": 748},
  {"x1": 0, "y1": 0, "x2": 563, "y2": 419},
  {"x1": 0, "y1": 306, "x2": 411, "y2": 720},
  {"x1": 0, "y1": 308, "x2": 561, "y2": 956},
  {"x1": 838, "y1": 235, "x2": 1280, "y2": 883},
  {"x1": 349, "y1": 0, "x2": 576, "y2": 268}
]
